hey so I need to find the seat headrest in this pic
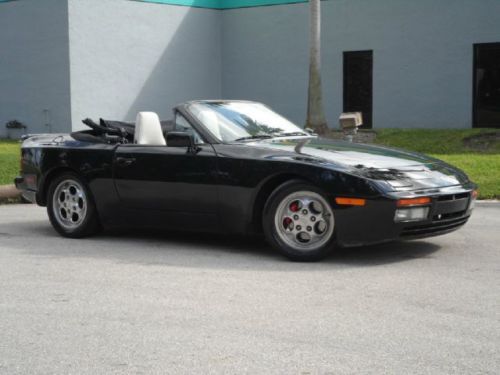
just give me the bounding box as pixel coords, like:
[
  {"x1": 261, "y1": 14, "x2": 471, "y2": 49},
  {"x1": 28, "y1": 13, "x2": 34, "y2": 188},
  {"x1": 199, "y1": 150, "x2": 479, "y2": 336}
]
[{"x1": 134, "y1": 112, "x2": 166, "y2": 146}]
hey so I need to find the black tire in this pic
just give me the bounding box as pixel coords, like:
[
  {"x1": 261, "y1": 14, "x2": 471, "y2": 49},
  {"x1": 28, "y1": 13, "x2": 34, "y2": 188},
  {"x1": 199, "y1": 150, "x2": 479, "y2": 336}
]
[
  {"x1": 263, "y1": 180, "x2": 336, "y2": 262},
  {"x1": 46, "y1": 172, "x2": 101, "y2": 238}
]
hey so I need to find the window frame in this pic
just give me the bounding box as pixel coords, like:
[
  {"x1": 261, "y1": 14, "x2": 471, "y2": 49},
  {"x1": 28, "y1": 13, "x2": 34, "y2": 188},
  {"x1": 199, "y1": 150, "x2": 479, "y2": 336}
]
[{"x1": 174, "y1": 112, "x2": 206, "y2": 145}]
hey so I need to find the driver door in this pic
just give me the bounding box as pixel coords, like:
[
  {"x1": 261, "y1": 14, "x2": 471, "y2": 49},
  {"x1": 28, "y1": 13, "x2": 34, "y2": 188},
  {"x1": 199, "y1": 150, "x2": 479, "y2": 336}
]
[{"x1": 113, "y1": 113, "x2": 219, "y2": 228}]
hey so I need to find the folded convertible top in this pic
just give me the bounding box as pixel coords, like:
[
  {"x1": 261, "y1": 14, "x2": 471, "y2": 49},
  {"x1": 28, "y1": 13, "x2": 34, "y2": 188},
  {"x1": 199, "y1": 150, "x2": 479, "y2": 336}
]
[
  {"x1": 70, "y1": 118, "x2": 175, "y2": 144},
  {"x1": 101, "y1": 119, "x2": 175, "y2": 134}
]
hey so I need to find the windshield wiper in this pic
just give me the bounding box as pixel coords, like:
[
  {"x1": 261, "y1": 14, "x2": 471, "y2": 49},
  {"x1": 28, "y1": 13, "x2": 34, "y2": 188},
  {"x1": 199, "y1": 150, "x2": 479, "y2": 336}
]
[
  {"x1": 234, "y1": 134, "x2": 273, "y2": 142},
  {"x1": 234, "y1": 131, "x2": 311, "y2": 142},
  {"x1": 273, "y1": 132, "x2": 309, "y2": 137}
]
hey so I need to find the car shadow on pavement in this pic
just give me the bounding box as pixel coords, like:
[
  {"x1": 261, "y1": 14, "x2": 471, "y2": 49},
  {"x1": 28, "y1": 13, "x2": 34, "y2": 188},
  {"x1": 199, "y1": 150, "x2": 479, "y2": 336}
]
[
  {"x1": 329, "y1": 241, "x2": 441, "y2": 266},
  {"x1": 85, "y1": 227, "x2": 442, "y2": 267},
  {"x1": 8, "y1": 220, "x2": 441, "y2": 268}
]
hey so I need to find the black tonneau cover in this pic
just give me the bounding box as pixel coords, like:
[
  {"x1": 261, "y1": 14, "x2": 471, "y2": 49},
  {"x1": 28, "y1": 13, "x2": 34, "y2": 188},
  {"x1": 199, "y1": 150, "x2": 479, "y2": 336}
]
[
  {"x1": 70, "y1": 118, "x2": 174, "y2": 144},
  {"x1": 101, "y1": 119, "x2": 174, "y2": 134}
]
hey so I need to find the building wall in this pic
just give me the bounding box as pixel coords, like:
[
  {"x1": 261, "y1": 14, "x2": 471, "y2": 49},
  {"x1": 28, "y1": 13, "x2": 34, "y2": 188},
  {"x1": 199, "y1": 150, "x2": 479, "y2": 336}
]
[
  {"x1": 222, "y1": 4, "x2": 309, "y2": 128},
  {"x1": 1, "y1": 0, "x2": 499, "y2": 135},
  {"x1": 222, "y1": 0, "x2": 500, "y2": 128},
  {"x1": 0, "y1": 0, "x2": 71, "y2": 137},
  {"x1": 67, "y1": 0, "x2": 222, "y2": 130}
]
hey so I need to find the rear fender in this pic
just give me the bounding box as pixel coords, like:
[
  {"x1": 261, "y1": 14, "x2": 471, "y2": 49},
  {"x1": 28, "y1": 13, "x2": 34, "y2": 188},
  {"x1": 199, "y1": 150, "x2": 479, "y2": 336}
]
[{"x1": 37, "y1": 166, "x2": 80, "y2": 206}]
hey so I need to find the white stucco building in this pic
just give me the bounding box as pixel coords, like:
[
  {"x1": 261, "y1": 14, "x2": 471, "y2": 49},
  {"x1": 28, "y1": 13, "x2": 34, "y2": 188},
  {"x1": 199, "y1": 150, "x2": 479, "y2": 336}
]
[{"x1": 1, "y1": 0, "x2": 499, "y2": 137}]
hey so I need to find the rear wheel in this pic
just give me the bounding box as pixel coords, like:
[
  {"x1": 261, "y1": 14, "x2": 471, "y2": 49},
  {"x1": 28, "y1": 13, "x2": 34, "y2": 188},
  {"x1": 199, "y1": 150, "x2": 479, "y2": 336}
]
[
  {"x1": 47, "y1": 173, "x2": 100, "y2": 238},
  {"x1": 263, "y1": 180, "x2": 336, "y2": 261}
]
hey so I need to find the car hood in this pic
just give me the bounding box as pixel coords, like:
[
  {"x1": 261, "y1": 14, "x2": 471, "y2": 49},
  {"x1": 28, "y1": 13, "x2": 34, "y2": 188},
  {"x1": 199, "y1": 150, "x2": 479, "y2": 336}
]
[{"x1": 245, "y1": 137, "x2": 471, "y2": 191}]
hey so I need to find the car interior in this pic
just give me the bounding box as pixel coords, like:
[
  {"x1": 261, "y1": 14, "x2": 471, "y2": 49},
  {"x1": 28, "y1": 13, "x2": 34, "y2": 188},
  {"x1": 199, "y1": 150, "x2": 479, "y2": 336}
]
[
  {"x1": 71, "y1": 112, "x2": 176, "y2": 145},
  {"x1": 71, "y1": 107, "x2": 250, "y2": 146}
]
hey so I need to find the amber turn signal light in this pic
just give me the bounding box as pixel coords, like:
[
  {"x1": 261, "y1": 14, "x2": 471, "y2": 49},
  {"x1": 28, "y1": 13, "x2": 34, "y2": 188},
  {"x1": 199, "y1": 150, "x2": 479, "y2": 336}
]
[
  {"x1": 397, "y1": 197, "x2": 431, "y2": 207},
  {"x1": 335, "y1": 197, "x2": 366, "y2": 206},
  {"x1": 472, "y1": 190, "x2": 479, "y2": 199}
]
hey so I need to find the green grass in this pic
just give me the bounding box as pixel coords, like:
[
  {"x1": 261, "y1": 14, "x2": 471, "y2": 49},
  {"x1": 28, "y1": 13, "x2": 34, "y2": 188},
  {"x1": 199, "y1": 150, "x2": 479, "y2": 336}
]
[
  {"x1": 375, "y1": 129, "x2": 500, "y2": 199},
  {"x1": 429, "y1": 154, "x2": 500, "y2": 199},
  {"x1": 374, "y1": 128, "x2": 500, "y2": 154},
  {"x1": 0, "y1": 140, "x2": 20, "y2": 186}
]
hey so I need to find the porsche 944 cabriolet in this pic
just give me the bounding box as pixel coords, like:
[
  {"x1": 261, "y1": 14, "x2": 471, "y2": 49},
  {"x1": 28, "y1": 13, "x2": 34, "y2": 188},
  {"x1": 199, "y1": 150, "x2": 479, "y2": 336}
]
[{"x1": 15, "y1": 100, "x2": 477, "y2": 261}]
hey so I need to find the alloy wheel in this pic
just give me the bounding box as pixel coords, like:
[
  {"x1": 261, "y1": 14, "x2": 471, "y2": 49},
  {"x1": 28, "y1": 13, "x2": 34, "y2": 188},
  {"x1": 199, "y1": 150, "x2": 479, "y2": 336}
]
[
  {"x1": 274, "y1": 191, "x2": 334, "y2": 251},
  {"x1": 52, "y1": 179, "x2": 88, "y2": 230}
]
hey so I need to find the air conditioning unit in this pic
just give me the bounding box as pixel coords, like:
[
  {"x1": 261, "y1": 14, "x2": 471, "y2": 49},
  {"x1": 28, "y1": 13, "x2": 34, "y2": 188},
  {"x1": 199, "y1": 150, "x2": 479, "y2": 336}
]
[{"x1": 339, "y1": 112, "x2": 363, "y2": 130}]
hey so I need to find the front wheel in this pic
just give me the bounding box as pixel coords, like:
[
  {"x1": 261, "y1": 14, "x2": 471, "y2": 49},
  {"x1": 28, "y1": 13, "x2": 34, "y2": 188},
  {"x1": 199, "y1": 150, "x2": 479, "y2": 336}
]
[
  {"x1": 47, "y1": 173, "x2": 101, "y2": 238},
  {"x1": 263, "y1": 180, "x2": 336, "y2": 262}
]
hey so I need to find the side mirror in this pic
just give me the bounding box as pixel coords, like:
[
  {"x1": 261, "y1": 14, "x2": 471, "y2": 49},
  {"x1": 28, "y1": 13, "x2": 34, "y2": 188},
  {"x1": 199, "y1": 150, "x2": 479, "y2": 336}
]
[{"x1": 166, "y1": 131, "x2": 196, "y2": 150}]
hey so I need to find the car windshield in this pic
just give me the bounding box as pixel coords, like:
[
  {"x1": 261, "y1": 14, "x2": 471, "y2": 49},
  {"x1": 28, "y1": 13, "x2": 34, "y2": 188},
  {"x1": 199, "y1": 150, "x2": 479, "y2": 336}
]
[{"x1": 187, "y1": 102, "x2": 309, "y2": 142}]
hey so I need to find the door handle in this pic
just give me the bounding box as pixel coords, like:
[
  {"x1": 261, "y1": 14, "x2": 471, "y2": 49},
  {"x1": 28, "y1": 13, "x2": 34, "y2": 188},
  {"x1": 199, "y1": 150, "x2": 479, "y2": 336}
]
[{"x1": 116, "y1": 156, "x2": 136, "y2": 166}]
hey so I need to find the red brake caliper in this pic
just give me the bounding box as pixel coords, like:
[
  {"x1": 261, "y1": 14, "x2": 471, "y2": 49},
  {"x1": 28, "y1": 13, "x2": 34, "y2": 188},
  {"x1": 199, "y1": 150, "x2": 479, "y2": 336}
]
[
  {"x1": 284, "y1": 200, "x2": 300, "y2": 230},
  {"x1": 289, "y1": 201, "x2": 300, "y2": 212}
]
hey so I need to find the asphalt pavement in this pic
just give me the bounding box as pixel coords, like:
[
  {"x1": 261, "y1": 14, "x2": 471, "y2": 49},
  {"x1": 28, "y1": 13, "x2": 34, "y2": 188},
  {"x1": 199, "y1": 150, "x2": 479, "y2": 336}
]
[{"x1": 0, "y1": 203, "x2": 499, "y2": 374}]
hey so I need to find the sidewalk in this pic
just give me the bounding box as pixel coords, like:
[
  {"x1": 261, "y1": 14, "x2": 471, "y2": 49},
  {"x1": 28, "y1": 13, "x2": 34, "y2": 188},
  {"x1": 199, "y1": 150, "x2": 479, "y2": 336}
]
[{"x1": 0, "y1": 184, "x2": 20, "y2": 200}]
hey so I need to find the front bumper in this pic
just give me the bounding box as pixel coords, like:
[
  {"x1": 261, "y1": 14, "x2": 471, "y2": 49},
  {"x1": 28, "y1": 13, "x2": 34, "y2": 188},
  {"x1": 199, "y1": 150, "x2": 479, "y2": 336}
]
[
  {"x1": 398, "y1": 191, "x2": 472, "y2": 238},
  {"x1": 335, "y1": 185, "x2": 474, "y2": 247}
]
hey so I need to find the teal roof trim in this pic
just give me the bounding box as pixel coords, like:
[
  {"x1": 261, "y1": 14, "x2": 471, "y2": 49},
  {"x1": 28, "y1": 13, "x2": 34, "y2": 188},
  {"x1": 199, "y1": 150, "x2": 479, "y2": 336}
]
[
  {"x1": 135, "y1": 0, "x2": 221, "y2": 8},
  {"x1": 0, "y1": 0, "x2": 309, "y2": 9},
  {"x1": 134, "y1": 0, "x2": 308, "y2": 9},
  {"x1": 221, "y1": 0, "x2": 307, "y2": 9}
]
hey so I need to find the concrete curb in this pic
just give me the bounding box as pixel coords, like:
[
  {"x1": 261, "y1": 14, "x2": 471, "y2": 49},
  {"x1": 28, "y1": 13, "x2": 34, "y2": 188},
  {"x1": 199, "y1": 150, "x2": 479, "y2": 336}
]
[{"x1": 0, "y1": 185, "x2": 21, "y2": 199}]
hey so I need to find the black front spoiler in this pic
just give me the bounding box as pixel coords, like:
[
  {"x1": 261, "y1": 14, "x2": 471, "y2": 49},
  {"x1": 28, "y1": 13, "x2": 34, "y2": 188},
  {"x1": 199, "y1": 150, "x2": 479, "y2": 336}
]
[{"x1": 335, "y1": 187, "x2": 474, "y2": 247}]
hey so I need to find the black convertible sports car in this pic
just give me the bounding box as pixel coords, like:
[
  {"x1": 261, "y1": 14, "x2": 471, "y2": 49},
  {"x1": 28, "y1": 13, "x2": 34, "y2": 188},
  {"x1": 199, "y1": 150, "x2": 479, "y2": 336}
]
[{"x1": 16, "y1": 100, "x2": 477, "y2": 261}]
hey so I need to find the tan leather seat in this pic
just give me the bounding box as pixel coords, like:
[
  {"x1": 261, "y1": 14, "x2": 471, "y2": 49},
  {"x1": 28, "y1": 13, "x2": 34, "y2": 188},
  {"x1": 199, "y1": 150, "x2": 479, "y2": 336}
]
[{"x1": 134, "y1": 112, "x2": 166, "y2": 146}]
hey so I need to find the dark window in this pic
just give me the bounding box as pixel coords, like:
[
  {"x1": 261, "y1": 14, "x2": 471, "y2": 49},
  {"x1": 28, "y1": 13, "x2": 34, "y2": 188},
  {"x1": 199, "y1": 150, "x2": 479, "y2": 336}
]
[
  {"x1": 473, "y1": 43, "x2": 500, "y2": 128},
  {"x1": 174, "y1": 113, "x2": 204, "y2": 144},
  {"x1": 343, "y1": 50, "x2": 373, "y2": 129}
]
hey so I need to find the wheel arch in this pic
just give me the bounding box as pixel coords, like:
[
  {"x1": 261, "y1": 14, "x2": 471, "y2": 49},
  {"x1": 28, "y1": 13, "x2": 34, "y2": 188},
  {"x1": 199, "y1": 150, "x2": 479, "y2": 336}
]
[
  {"x1": 250, "y1": 173, "x2": 311, "y2": 233},
  {"x1": 37, "y1": 167, "x2": 82, "y2": 206}
]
